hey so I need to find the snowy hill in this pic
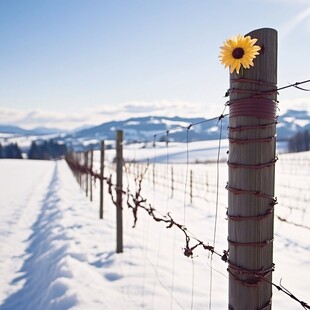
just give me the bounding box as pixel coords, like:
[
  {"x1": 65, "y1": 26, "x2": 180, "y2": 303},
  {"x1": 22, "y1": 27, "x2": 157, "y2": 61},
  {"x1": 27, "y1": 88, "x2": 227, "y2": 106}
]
[
  {"x1": 71, "y1": 115, "x2": 225, "y2": 143},
  {"x1": 1, "y1": 109, "x2": 310, "y2": 151},
  {"x1": 277, "y1": 109, "x2": 310, "y2": 139},
  {"x1": 65, "y1": 110, "x2": 310, "y2": 144},
  {"x1": 0, "y1": 125, "x2": 64, "y2": 137},
  {"x1": 0, "y1": 125, "x2": 66, "y2": 152}
]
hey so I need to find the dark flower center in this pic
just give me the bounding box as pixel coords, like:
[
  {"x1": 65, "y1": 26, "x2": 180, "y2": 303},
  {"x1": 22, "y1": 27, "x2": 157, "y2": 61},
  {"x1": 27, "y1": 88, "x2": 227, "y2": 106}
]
[{"x1": 232, "y1": 47, "x2": 245, "y2": 59}]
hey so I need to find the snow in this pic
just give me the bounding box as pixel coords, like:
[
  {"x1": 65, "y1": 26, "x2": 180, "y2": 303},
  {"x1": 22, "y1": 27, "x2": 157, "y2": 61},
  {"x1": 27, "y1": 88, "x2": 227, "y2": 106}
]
[
  {"x1": 112, "y1": 140, "x2": 230, "y2": 164},
  {"x1": 160, "y1": 119, "x2": 191, "y2": 129},
  {"x1": 125, "y1": 121, "x2": 140, "y2": 126},
  {"x1": 282, "y1": 117, "x2": 310, "y2": 128},
  {"x1": 0, "y1": 142, "x2": 310, "y2": 309}
]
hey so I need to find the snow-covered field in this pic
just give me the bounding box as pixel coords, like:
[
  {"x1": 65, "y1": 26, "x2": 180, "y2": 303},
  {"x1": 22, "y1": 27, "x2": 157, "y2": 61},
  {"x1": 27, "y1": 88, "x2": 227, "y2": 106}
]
[{"x1": 0, "y1": 141, "x2": 309, "y2": 309}]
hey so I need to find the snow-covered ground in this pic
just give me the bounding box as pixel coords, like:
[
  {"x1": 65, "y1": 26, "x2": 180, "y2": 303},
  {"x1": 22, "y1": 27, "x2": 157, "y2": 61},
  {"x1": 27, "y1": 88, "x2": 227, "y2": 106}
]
[{"x1": 0, "y1": 141, "x2": 309, "y2": 309}]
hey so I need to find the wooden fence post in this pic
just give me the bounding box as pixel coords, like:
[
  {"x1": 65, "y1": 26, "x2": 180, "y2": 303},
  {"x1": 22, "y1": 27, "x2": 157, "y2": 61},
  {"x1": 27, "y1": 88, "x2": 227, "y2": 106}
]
[
  {"x1": 78, "y1": 152, "x2": 82, "y2": 187},
  {"x1": 227, "y1": 28, "x2": 277, "y2": 309},
  {"x1": 85, "y1": 151, "x2": 89, "y2": 197},
  {"x1": 90, "y1": 148, "x2": 93, "y2": 202},
  {"x1": 116, "y1": 130, "x2": 123, "y2": 253},
  {"x1": 100, "y1": 141, "x2": 105, "y2": 219},
  {"x1": 190, "y1": 169, "x2": 193, "y2": 204}
]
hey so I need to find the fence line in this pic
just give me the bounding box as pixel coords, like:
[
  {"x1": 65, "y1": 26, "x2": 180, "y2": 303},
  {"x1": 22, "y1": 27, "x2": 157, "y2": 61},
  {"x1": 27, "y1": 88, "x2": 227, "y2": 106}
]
[
  {"x1": 64, "y1": 79, "x2": 310, "y2": 309},
  {"x1": 65, "y1": 142, "x2": 310, "y2": 309},
  {"x1": 115, "y1": 159, "x2": 310, "y2": 231}
]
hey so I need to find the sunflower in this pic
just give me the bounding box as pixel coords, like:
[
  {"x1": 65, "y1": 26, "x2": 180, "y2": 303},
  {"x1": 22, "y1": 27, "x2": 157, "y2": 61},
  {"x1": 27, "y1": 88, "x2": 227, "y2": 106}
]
[{"x1": 219, "y1": 34, "x2": 261, "y2": 74}]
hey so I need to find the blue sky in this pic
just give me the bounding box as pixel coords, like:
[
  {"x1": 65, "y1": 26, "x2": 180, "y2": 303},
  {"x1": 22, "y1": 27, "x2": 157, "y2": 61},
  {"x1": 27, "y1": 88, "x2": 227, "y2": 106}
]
[{"x1": 1, "y1": 0, "x2": 310, "y2": 129}]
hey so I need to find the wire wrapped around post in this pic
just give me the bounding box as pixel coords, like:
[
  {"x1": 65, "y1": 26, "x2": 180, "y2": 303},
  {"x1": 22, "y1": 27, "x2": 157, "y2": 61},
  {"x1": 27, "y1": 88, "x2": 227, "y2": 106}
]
[{"x1": 227, "y1": 28, "x2": 277, "y2": 310}]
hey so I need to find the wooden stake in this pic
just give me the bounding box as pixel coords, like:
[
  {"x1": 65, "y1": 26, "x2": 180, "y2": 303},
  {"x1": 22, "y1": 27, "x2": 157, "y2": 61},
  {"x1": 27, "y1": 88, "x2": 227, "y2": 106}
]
[
  {"x1": 116, "y1": 130, "x2": 123, "y2": 253},
  {"x1": 85, "y1": 151, "x2": 89, "y2": 197},
  {"x1": 90, "y1": 148, "x2": 93, "y2": 202},
  {"x1": 99, "y1": 141, "x2": 105, "y2": 219},
  {"x1": 78, "y1": 152, "x2": 82, "y2": 187},
  {"x1": 228, "y1": 28, "x2": 277, "y2": 309},
  {"x1": 190, "y1": 169, "x2": 193, "y2": 204}
]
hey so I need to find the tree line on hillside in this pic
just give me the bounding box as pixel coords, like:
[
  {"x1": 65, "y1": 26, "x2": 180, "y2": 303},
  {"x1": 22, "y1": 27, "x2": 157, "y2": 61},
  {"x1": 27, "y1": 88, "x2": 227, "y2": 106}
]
[
  {"x1": 0, "y1": 139, "x2": 67, "y2": 160},
  {"x1": 0, "y1": 143, "x2": 23, "y2": 159},
  {"x1": 288, "y1": 130, "x2": 310, "y2": 152},
  {"x1": 28, "y1": 140, "x2": 67, "y2": 159}
]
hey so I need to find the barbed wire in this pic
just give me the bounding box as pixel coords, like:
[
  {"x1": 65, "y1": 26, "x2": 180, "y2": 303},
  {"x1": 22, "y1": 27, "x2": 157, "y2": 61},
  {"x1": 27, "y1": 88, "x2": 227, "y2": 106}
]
[
  {"x1": 277, "y1": 79, "x2": 310, "y2": 92},
  {"x1": 225, "y1": 78, "x2": 310, "y2": 98},
  {"x1": 114, "y1": 169, "x2": 310, "y2": 309},
  {"x1": 277, "y1": 215, "x2": 310, "y2": 230},
  {"x1": 153, "y1": 114, "x2": 228, "y2": 141},
  {"x1": 91, "y1": 79, "x2": 310, "y2": 150}
]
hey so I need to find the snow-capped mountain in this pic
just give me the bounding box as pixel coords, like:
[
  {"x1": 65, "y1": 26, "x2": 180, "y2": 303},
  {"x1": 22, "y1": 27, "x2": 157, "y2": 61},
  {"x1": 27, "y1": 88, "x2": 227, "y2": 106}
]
[
  {"x1": 1, "y1": 109, "x2": 310, "y2": 149},
  {"x1": 277, "y1": 109, "x2": 310, "y2": 140},
  {"x1": 0, "y1": 125, "x2": 65, "y2": 136},
  {"x1": 71, "y1": 110, "x2": 310, "y2": 143},
  {"x1": 71, "y1": 116, "x2": 226, "y2": 143}
]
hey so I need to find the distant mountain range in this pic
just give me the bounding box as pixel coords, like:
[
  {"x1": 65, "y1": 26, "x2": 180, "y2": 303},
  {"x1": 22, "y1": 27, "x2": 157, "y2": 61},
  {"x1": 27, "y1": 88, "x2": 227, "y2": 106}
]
[
  {"x1": 69, "y1": 109, "x2": 310, "y2": 144},
  {"x1": 277, "y1": 109, "x2": 310, "y2": 140},
  {"x1": 1, "y1": 109, "x2": 310, "y2": 149},
  {"x1": 0, "y1": 125, "x2": 64, "y2": 136},
  {"x1": 71, "y1": 116, "x2": 224, "y2": 143}
]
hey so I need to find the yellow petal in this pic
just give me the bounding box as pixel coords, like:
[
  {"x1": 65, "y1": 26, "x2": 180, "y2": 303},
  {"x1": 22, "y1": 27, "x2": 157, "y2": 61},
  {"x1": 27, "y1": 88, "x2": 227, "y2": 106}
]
[{"x1": 219, "y1": 33, "x2": 261, "y2": 74}]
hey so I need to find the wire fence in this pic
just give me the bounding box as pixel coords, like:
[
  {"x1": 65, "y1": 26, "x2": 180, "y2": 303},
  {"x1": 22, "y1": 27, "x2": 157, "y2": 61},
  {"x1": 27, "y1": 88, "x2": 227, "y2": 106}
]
[
  {"x1": 66, "y1": 137, "x2": 310, "y2": 308},
  {"x1": 65, "y1": 79, "x2": 310, "y2": 309}
]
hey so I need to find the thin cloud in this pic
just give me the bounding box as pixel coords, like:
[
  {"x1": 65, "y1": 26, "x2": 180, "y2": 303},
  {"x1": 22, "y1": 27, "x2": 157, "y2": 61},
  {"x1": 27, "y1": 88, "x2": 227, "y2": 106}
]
[
  {"x1": 0, "y1": 108, "x2": 86, "y2": 130},
  {"x1": 85, "y1": 100, "x2": 204, "y2": 121},
  {"x1": 0, "y1": 100, "x2": 203, "y2": 130},
  {"x1": 280, "y1": 5, "x2": 310, "y2": 39},
  {"x1": 264, "y1": 0, "x2": 310, "y2": 5},
  {"x1": 0, "y1": 108, "x2": 26, "y2": 123}
]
